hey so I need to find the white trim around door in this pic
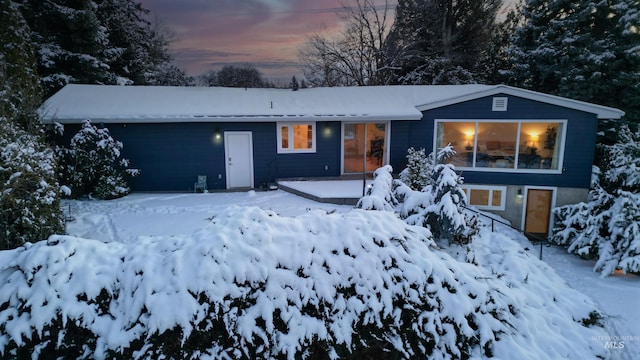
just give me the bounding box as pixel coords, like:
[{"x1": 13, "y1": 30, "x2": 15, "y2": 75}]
[
  {"x1": 521, "y1": 185, "x2": 557, "y2": 237},
  {"x1": 224, "y1": 131, "x2": 254, "y2": 189}
]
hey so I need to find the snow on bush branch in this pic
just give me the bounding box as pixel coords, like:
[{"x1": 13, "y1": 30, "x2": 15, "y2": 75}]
[
  {"x1": 361, "y1": 146, "x2": 473, "y2": 243},
  {"x1": 0, "y1": 120, "x2": 64, "y2": 249},
  {"x1": 57, "y1": 119, "x2": 139, "y2": 199},
  {"x1": 0, "y1": 206, "x2": 608, "y2": 359},
  {"x1": 553, "y1": 126, "x2": 640, "y2": 276}
]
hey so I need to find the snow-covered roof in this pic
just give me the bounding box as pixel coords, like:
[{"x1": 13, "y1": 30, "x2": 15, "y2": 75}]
[{"x1": 40, "y1": 84, "x2": 624, "y2": 124}]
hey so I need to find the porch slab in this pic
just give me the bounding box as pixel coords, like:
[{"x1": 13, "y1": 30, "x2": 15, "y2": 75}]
[{"x1": 277, "y1": 178, "x2": 373, "y2": 206}]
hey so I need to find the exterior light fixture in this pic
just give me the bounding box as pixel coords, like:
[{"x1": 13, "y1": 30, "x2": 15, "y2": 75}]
[
  {"x1": 323, "y1": 124, "x2": 332, "y2": 137},
  {"x1": 214, "y1": 127, "x2": 221, "y2": 140},
  {"x1": 517, "y1": 188, "x2": 524, "y2": 199}
]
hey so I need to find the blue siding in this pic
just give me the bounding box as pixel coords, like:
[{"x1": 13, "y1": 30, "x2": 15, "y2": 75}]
[
  {"x1": 60, "y1": 121, "x2": 342, "y2": 191},
  {"x1": 58, "y1": 94, "x2": 598, "y2": 191},
  {"x1": 274, "y1": 121, "x2": 342, "y2": 178},
  {"x1": 390, "y1": 94, "x2": 599, "y2": 189}
]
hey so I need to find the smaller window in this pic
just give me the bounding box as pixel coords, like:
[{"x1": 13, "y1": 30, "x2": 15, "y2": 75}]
[
  {"x1": 277, "y1": 122, "x2": 316, "y2": 153},
  {"x1": 462, "y1": 185, "x2": 507, "y2": 210},
  {"x1": 492, "y1": 97, "x2": 508, "y2": 111}
]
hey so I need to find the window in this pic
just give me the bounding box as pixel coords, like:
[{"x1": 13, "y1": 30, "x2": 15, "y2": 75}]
[
  {"x1": 343, "y1": 122, "x2": 388, "y2": 173},
  {"x1": 462, "y1": 185, "x2": 506, "y2": 210},
  {"x1": 277, "y1": 122, "x2": 315, "y2": 153},
  {"x1": 435, "y1": 120, "x2": 566, "y2": 172}
]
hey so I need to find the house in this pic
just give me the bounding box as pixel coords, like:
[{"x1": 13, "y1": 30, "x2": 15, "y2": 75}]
[{"x1": 41, "y1": 84, "x2": 624, "y2": 235}]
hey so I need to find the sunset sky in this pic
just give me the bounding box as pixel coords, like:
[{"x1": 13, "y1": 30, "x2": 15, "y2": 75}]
[
  {"x1": 140, "y1": 0, "x2": 354, "y2": 81},
  {"x1": 139, "y1": 0, "x2": 516, "y2": 82}
]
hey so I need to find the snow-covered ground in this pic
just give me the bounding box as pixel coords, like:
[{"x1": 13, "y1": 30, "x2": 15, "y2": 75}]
[
  {"x1": 0, "y1": 182, "x2": 640, "y2": 359},
  {"x1": 61, "y1": 188, "x2": 640, "y2": 357},
  {"x1": 490, "y1": 222, "x2": 640, "y2": 359}
]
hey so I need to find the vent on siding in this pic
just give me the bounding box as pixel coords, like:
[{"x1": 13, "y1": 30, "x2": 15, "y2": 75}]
[{"x1": 492, "y1": 97, "x2": 508, "y2": 111}]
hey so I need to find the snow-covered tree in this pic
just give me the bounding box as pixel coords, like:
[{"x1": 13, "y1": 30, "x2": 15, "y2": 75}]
[
  {"x1": 18, "y1": 0, "x2": 189, "y2": 97},
  {"x1": 356, "y1": 165, "x2": 397, "y2": 211},
  {"x1": 57, "y1": 120, "x2": 139, "y2": 199},
  {"x1": 0, "y1": 121, "x2": 64, "y2": 249},
  {"x1": 426, "y1": 146, "x2": 469, "y2": 242},
  {"x1": 399, "y1": 147, "x2": 433, "y2": 191},
  {"x1": 0, "y1": 0, "x2": 43, "y2": 134},
  {"x1": 398, "y1": 145, "x2": 472, "y2": 243},
  {"x1": 0, "y1": 0, "x2": 64, "y2": 249},
  {"x1": 388, "y1": 0, "x2": 502, "y2": 85},
  {"x1": 553, "y1": 127, "x2": 640, "y2": 275},
  {"x1": 603, "y1": 125, "x2": 640, "y2": 191},
  {"x1": 508, "y1": 0, "x2": 640, "y2": 120}
]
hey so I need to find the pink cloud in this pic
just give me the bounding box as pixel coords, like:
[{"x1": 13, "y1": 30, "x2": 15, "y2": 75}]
[{"x1": 140, "y1": 0, "x2": 349, "y2": 80}]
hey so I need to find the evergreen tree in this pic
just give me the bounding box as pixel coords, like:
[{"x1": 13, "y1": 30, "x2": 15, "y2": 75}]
[
  {"x1": 553, "y1": 127, "x2": 640, "y2": 275},
  {"x1": 19, "y1": 0, "x2": 112, "y2": 96},
  {"x1": 508, "y1": 0, "x2": 640, "y2": 120},
  {"x1": 397, "y1": 145, "x2": 472, "y2": 243},
  {"x1": 290, "y1": 75, "x2": 299, "y2": 91},
  {"x1": 477, "y1": 6, "x2": 522, "y2": 85},
  {"x1": 0, "y1": 0, "x2": 42, "y2": 134},
  {"x1": 425, "y1": 145, "x2": 469, "y2": 242},
  {"x1": 399, "y1": 147, "x2": 433, "y2": 191},
  {"x1": 356, "y1": 165, "x2": 397, "y2": 211},
  {"x1": 18, "y1": 0, "x2": 189, "y2": 97},
  {"x1": 57, "y1": 120, "x2": 139, "y2": 199},
  {"x1": 1, "y1": 0, "x2": 64, "y2": 248},
  {"x1": 388, "y1": 0, "x2": 502, "y2": 84}
]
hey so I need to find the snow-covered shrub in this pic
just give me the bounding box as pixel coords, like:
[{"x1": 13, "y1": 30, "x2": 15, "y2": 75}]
[
  {"x1": 398, "y1": 145, "x2": 472, "y2": 243},
  {"x1": 552, "y1": 125, "x2": 640, "y2": 275},
  {"x1": 0, "y1": 206, "x2": 609, "y2": 359},
  {"x1": 426, "y1": 160, "x2": 469, "y2": 242},
  {"x1": 57, "y1": 119, "x2": 139, "y2": 199},
  {"x1": 0, "y1": 120, "x2": 64, "y2": 249},
  {"x1": 552, "y1": 169, "x2": 610, "y2": 261},
  {"x1": 356, "y1": 165, "x2": 397, "y2": 211},
  {"x1": 603, "y1": 125, "x2": 640, "y2": 191},
  {"x1": 399, "y1": 147, "x2": 432, "y2": 191}
]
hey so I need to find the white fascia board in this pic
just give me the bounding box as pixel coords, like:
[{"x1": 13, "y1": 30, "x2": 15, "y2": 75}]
[
  {"x1": 43, "y1": 113, "x2": 422, "y2": 124},
  {"x1": 415, "y1": 85, "x2": 625, "y2": 119}
]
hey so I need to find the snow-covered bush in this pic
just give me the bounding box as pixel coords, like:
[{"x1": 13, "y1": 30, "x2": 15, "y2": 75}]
[
  {"x1": 0, "y1": 206, "x2": 608, "y2": 359},
  {"x1": 399, "y1": 147, "x2": 432, "y2": 191},
  {"x1": 553, "y1": 126, "x2": 640, "y2": 275},
  {"x1": 603, "y1": 125, "x2": 640, "y2": 191},
  {"x1": 356, "y1": 165, "x2": 397, "y2": 211},
  {"x1": 57, "y1": 119, "x2": 139, "y2": 199},
  {"x1": 0, "y1": 120, "x2": 64, "y2": 249},
  {"x1": 397, "y1": 145, "x2": 472, "y2": 243}
]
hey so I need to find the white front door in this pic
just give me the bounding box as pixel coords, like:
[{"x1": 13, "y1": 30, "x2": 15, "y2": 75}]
[{"x1": 224, "y1": 131, "x2": 254, "y2": 189}]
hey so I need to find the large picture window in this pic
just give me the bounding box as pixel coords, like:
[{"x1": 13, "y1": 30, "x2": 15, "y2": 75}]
[
  {"x1": 277, "y1": 122, "x2": 315, "y2": 153},
  {"x1": 435, "y1": 120, "x2": 566, "y2": 172}
]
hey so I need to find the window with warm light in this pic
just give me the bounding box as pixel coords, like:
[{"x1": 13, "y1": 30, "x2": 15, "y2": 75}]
[
  {"x1": 435, "y1": 120, "x2": 566, "y2": 172},
  {"x1": 277, "y1": 122, "x2": 316, "y2": 153},
  {"x1": 462, "y1": 185, "x2": 507, "y2": 210}
]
